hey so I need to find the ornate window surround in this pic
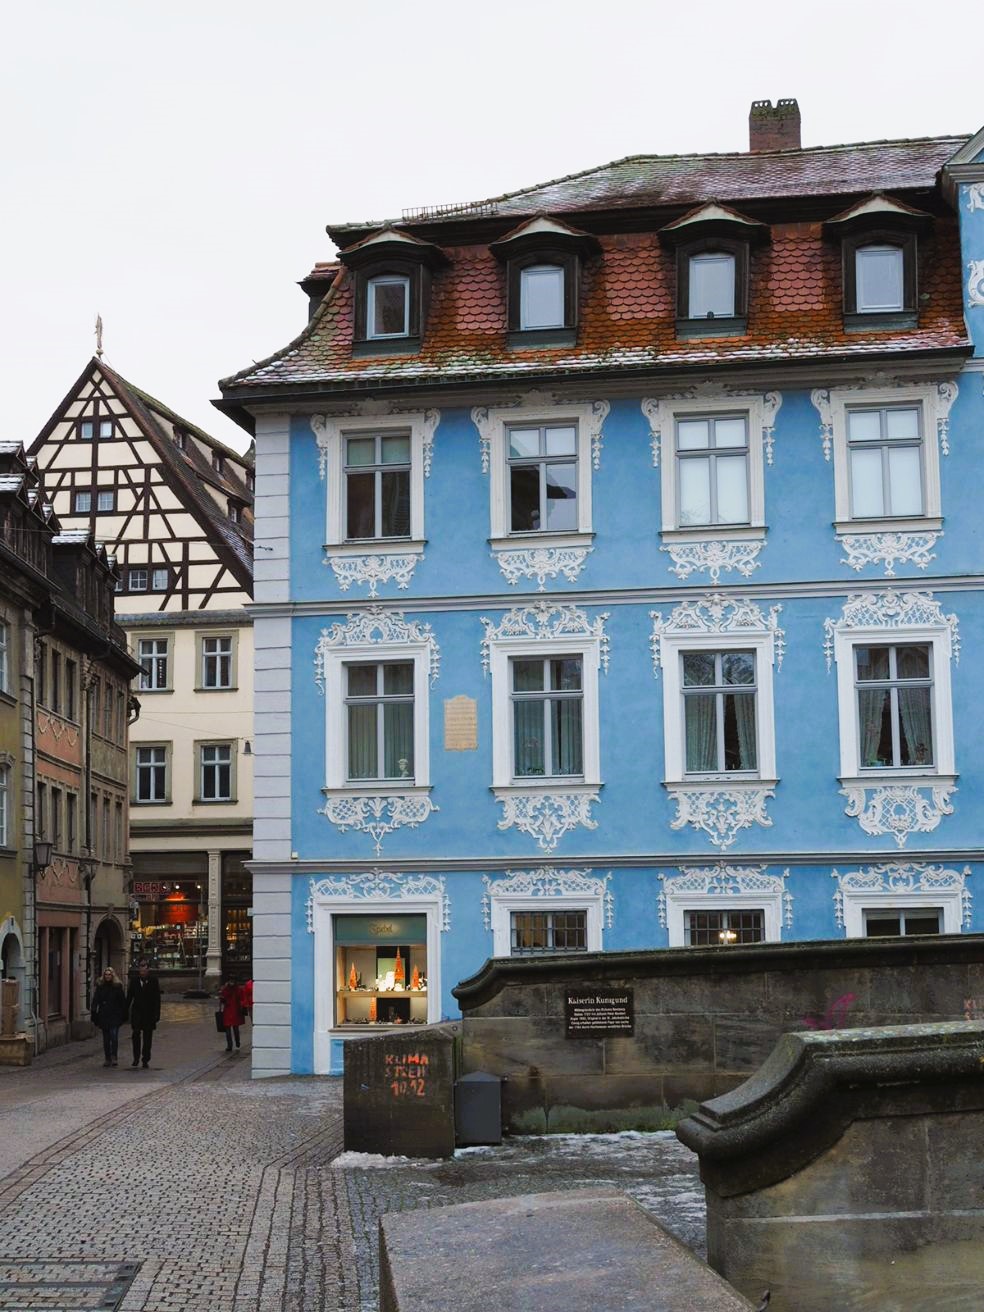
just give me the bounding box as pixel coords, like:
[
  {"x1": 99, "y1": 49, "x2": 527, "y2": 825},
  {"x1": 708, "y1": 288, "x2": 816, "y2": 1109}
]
[
  {"x1": 311, "y1": 408, "x2": 438, "y2": 593},
  {"x1": 831, "y1": 862, "x2": 971, "y2": 937},
  {"x1": 651, "y1": 596, "x2": 784, "y2": 849},
  {"x1": 482, "y1": 868, "x2": 612, "y2": 956},
  {"x1": 824, "y1": 591, "x2": 957, "y2": 785},
  {"x1": 658, "y1": 865, "x2": 791, "y2": 947},
  {"x1": 471, "y1": 397, "x2": 608, "y2": 588},
  {"x1": 315, "y1": 608, "x2": 439, "y2": 852},
  {"x1": 641, "y1": 385, "x2": 781, "y2": 545},
  {"x1": 824, "y1": 591, "x2": 958, "y2": 846},
  {"x1": 809, "y1": 380, "x2": 957, "y2": 536},
  {"x1": 481, "y1": 603, "x2": 608, "y2": 851},
  {"x1": 307, "y1": 870, "x2": 446, "y2": 1072}
]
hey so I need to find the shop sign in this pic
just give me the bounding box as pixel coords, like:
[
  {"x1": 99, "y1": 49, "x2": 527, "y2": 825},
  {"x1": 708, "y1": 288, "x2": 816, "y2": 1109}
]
[{"x1": 133, "y1": 880, "x2": 171, "y2": 900}]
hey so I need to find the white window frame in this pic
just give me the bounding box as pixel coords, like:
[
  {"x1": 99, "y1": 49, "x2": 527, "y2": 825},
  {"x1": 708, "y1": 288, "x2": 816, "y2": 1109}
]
[
  {"x1": 128, "y1": 568, "x2": 148, "y2": 592},
  {"x1": 519, "y1": 264, "x2": 565, "y2": 330},
  {"x1": 321, "y1": 641, "x2": 432, "y2": 794},
  {"x1": 826, "y1": 384, "x2": 944, "y2": 534},
  {"x1": 657, "y1": 395, "x2": 768, "y2": 543},
  {"x1": 488, "y1": 635, "x2": 602, "y2": 790},
  {"x1": 95, "y1": 489, "x2": 115, "y2": 513},
  {"x1": 855, "y1": 244, "x2": 905, "y2": 313},
  {"x1": 490, "y1": 894, "x2": 603, "y2": 957},
  {"x1": 366, "y1": 274, "x2": 410, "y2": 339},
  {"x1": 0, "y1": 621, "x2": 8, "y2": 694},
  {"x1": 311, "y1": 894, "x2": 442, "y2": 1072},
  {"x1": 0, "y1": 764, "x2": 9, "y2": 848},
  {"x1": 74, "y1": 491, "x2": 92, "y2": 514},
  {"x1": 664, "y1": 888, "x2": 783, "y2": 948},
  {"x1": 660, "y1": 633, "x2": 778, "y2": 786},
  {"x1": 482, "y1": 400, "x2": 597, "y2": 551},
  {"x1": 199, "y1": 633, "x2": 235, "y2": 690},
  {"x1": 135, "y1": 634, "x2": 172, "y2": 693},
  {"x1": 831, "y1": 625, "x2": 955, "y2": 786},
  {"x1": 688, "y1": 251, "x2": 737, "y2": 319},
  {"x1": 318, "y1": 411, "x2": 429, "y2": 557},
  {"x1": 151, "y1": 567, "x2": 170, "y2": 592},
  {"x1": 134, "y1": 744, "x2": 170, "y2": 805},
  {"x1": 841, "y1": 890, "x2": 962, "y2": 938},
  {"x1": 196, "y1": 741, "x2": 235, "y2": 803}
]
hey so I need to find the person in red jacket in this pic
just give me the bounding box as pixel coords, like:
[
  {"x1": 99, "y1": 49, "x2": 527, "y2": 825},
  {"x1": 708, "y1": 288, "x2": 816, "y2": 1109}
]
[
  {"x1": 218, "y1": 977, "x2": 246, "y2": 1053},
  {"x1": 240, "y1": 978, "x2": 253, "y2": 1019}
]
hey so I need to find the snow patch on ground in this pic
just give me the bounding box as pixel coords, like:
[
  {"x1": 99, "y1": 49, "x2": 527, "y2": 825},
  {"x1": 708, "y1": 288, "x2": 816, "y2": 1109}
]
[{"x1": 332, "y1": 1151, "x2": 427, "y2": 1169}]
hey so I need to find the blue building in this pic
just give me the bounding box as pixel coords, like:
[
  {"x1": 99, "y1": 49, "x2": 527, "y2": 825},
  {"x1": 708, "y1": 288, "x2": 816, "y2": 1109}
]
[{"x1": 218, "y1": 102, "x2": 984, "y2": 1077}]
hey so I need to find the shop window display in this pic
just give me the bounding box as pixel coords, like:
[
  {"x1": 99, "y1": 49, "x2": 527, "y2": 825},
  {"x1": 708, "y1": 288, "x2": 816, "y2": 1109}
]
[{"x1": 334, "y1": 913, "x2": 428, "y2": 1027}]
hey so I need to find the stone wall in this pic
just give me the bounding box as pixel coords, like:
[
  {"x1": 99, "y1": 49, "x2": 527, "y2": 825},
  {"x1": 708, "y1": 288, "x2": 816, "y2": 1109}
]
[{"x1": 453, "y1": 935, "x2": 984, "y2": 1126}]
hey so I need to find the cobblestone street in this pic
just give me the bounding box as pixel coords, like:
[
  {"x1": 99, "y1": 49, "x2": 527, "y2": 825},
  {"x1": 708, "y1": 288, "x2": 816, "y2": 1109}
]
[{"x1": 0, "y1": 1003, "x2": 703, "y2": 1311}]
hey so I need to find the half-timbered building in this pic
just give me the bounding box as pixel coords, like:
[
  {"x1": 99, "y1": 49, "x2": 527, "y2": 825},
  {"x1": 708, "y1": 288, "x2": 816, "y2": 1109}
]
[{"x1": 30, "y1": 359, "x2": 255, "y2": 982}]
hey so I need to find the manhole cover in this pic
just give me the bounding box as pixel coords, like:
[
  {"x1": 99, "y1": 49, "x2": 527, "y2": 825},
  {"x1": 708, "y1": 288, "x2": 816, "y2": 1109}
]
[{"x1": 0, "y1": 1261, "x2": 140, "y2": 1310}]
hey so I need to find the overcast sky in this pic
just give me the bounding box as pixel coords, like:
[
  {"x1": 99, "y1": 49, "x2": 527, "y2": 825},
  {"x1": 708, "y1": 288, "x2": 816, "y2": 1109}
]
[{"x1": 3, "y1": 0, "x2": 980, "y2": 453}]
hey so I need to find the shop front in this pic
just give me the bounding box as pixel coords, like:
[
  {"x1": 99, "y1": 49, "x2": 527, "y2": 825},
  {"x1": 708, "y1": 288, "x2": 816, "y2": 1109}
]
[{"x1": 131, "y1": 878, "x2": 208, "y2": 973}]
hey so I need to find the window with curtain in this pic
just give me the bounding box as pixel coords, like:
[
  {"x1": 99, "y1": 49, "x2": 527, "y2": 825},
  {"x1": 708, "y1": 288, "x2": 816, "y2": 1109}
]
[
  {"x1": 139, "y1": 638, "x2": 170, "y2": 691},
  {"x1": 685, "y1": 908, "x2": 764, "y2": 946},
  {"x1": 682, "y1": 650, "x2": 757, "y2": 774},
  {"x1": 345, "y1": 433, "x2": 411, "y2": 540},
  {"x1": 510, "y1": 656, "x2": 583, "y2": 779},
  {"x1": 0, "y1": 622, "x2": 8, "y2": 693},
  {"x1": 510, "y1": 909, "x2": 587, "y2": 955},
  {"x1": 847, "y1": 405, "x2": 923, "y2": 519},
  {"x1": 688, "y1": 251, "x2": 736, "y2": 318},
  {"x1": 201, "y1": 636, "x2": 233, "y2": 689},
  {"x1": 345, "y1": 662, "x2": 415, "y2": 782},
  {"x1": 675, "y1": 414, "x2": 749, "y2": 527},
  {"x1": 855, "y1": 643, "x2": 933, "y2": 769},
  {"x1": 366, "y1": 274, "x2": 410, "y2": 338},
  {"x1": 507, "y1": 424, "x2": 578, "y2": 534},
  {"x1": 0, "y1": 765, "x2": 8, "y2": 848}
]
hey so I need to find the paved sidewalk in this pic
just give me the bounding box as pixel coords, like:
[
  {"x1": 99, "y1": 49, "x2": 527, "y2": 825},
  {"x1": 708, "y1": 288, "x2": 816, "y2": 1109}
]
[{"x1": 0, "y1": 1005, "x2": 704, "y2": 1311}]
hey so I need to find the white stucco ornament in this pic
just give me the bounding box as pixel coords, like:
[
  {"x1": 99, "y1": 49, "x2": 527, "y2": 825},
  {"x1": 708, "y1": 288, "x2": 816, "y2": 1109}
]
[
  {"x1": 306, "y1": 871, "x2": 449, "y2": 932},
  {"x1": 658, "y1": 865, "x2": 792, "y2": 927},
  {"x1": 967, "y1": 184, "x2": 984, "y2": 213},
  {"x1": 831, "y1": 863, "x2": 971, "y2": 929},
  {"x1": 495, "y1": 790, "x2": 600, "y2": 853},
  {"x1": 481, "y1": 603, "x2": 610, "y2": 675},
  {"x1": 650, "y1": 594, "x2": 785, "y2": 676},
  {"x1": 318, "y1": 793, "x2": 439, "y2": 856},
  {"x1": 481, "y1": 868, "x2": 613, "y2": 930},
  {"x1": 494, "y1": 546, "x2": 592, "y2": 591},
  {"x1": 837, "y1": 531, "x2": 941, "y2": 577},
  {"x1": 666, "y1": 786, "x2": 775, "y2": 850},
  {"x1": 840, "y1": 783, "x2": 956, "y2": 847},
  {"x1": 660, "y1": 539, "x2": 763, "y2": 584},
  {"x1": 642, "y1": 385, "x2": 782, "y2": 467},
  {"x1": 822, "y1": 591, "x2": 959, "y2": 672},
  {"x1": 968, "y1": 260, "x2": 984, "y2": 308},
  {"x1": 315, "y1": 606, "x2": 440, "y2": 690},
  {"x1": 326, "y1": 553, "x2": 420, "y2": 596}
]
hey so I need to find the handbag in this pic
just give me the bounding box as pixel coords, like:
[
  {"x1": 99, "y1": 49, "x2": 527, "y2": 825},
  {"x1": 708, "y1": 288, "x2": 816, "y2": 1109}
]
[{"x1": 214, "y1": 1008, "x2": 226, "y2": 1033}]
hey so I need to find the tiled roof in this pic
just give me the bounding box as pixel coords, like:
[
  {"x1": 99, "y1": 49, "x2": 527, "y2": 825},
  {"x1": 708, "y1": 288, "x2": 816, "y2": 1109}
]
[
  {"x1": 329, "y1": 137, "x2": 968, "y2": 235},
  {"x1": 222, "y1": 217, "x2": 969, "y2": 395}
]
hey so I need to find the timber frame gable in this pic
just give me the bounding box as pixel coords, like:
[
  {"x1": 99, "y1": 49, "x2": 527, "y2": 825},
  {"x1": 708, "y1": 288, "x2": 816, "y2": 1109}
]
[{"x1": 29, "y1": 358, "x2": 253, "y2": 614}]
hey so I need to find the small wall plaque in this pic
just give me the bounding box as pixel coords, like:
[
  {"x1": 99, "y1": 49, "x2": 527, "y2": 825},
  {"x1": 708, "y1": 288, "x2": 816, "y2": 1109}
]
[
  {"x1": 444, "y1": 695, "x2": 478, "y2": 751},
  {"x1": 565, "y1": 989, "x2": 634, "y2": 1038}
]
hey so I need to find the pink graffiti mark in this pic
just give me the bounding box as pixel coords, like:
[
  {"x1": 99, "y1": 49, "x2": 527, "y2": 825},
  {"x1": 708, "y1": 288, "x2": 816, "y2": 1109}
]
[{"x1": 801, "y1": 992, "x2": 857, "y2": 1031}]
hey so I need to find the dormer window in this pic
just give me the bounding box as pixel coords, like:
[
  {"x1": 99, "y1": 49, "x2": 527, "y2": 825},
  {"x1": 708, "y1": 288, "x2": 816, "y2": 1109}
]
[
  {"x1": 212, "y1": 451, "x2": 224, "y2": 474},
  {"x1": 519, "y1": 264, "x2": 566, "y2": 330},
  {"x1": 367, "y1": 274, "x2": 411, "y2": 338},
  {"x1": 491, "y1": 216, "x2": 599, "y2": 349},
  {"x1": 339, "y1": 227, "x2": 448, "y2": 357},
  {"x1": 825, "y1": 195, "x2": 928, "y2": 331},
  {"x1": 660, "y1": 204, "x2": 766, "y2": 340}
]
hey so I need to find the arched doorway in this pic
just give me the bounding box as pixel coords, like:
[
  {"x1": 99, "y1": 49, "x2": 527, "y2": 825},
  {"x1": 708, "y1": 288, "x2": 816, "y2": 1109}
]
[
  {"x1": 93, "y1": 918, "x2": 125, "y2": 979},
  {"x1": 0, "y1": 932, "x2": 22, "y2": 978}
]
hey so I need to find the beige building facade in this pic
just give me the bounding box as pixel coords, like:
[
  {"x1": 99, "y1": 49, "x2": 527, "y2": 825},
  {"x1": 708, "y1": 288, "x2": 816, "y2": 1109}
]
[{"x1": 30, "y1": 359, "x2": 254, "y2": 983}]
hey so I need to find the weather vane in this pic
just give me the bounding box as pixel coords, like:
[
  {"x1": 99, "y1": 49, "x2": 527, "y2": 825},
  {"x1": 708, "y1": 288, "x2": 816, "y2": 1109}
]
[{"x1": 95, "y1": 313, "x2": 104, "y2": 359}]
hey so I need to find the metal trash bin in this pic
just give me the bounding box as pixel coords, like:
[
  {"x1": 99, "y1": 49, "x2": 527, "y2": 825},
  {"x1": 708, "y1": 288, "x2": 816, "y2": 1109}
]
[{"x1": 454, "y1": 1071, "x2": 502, "y2": 1146}]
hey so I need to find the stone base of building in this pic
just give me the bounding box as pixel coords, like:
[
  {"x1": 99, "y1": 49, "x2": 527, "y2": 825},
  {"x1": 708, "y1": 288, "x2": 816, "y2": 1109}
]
[{"x1": 0, "y1": 1034, "x2": 32, "y2": 1066}]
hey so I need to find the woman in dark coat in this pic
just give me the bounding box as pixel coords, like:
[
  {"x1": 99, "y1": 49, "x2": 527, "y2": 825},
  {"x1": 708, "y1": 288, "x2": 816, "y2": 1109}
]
[
  {"x1": 91, "y1": 967, "x2": 127, "y2": 1067},
  {"x1": 218, "y1": 977, "x2": 246, "y2": 1053}
]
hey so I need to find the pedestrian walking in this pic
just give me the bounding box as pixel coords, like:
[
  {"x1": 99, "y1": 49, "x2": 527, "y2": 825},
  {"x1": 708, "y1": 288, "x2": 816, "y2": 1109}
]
[
  {"x1": 218, "y1": 977, "x2": 246, "y2": 1053},
  {"x1": 91, "y1": 967, "x2": 127, "y2": 1067},
  {"x1": 126, "y1": 959, "x2": 161, "y2": 1068},
  {"x1": 240, "y1": 978, "x2": 253, "y2": 1019}
]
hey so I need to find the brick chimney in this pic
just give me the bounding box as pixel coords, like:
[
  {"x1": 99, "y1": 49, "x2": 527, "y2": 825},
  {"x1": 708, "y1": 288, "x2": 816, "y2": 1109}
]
[{"x1": 748, "y1": 99, "x2": 801, "y2": 152}]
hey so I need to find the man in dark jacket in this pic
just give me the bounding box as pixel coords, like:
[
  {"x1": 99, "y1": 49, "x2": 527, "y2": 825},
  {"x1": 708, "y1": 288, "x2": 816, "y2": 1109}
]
[{"x1": 126, "y1": 959, "x2": 161, "y2": 1068}]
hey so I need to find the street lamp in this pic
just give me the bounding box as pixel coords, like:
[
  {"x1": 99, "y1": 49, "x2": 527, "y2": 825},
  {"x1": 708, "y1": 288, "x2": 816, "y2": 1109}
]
[{"x1": 33, "y1": 841, "x2": 53, "y2": 872}]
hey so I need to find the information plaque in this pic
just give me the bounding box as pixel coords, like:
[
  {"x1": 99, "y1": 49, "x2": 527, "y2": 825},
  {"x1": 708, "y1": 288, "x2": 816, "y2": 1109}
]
[{"x1": 565, "y1": 988, "x2": 634, "y2": 1038}]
